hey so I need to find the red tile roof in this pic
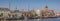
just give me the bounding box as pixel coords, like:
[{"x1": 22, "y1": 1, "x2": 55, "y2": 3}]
[
  {"x1": 54, "y1": 12, "x2": 60, "y2": 14},
  {"x1": 41, "y1": 10, "x2": 52, "y2": 12}
]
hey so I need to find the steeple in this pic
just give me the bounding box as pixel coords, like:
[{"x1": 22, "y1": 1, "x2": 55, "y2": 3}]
[
  {"x1": 45, "y1": 5, "x2": 48, "y2": 10},
  {"x1": 15, "y1": 5, "x2": 17, "y2": 10},
  {"x1": 45, "y1": 6, "x2": 48, "y2": 8},
  {"x1": 14, "y1": 5, "x2": 20, "y2": 12}
]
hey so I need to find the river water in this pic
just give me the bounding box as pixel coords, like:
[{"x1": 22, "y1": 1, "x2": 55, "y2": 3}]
[{"x1": 4, "y1": 18, "x2": 60, "y2": 21}]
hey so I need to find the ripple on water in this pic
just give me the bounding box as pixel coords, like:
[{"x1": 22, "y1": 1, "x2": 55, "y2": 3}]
[{"x1": 1, "y1": 18, "x2": 60, "y2": 21}]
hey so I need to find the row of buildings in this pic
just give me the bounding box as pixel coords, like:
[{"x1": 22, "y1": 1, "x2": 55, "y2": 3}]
[
  {"x1": 0, "y1": 8, "x2": 24, "y2": 18},
  {"x1": 0, "y1": 6, "x2": 60, "y2": 18},
  {"x1": 25, "y1": 6, "x2": 55, "y2": 18}
]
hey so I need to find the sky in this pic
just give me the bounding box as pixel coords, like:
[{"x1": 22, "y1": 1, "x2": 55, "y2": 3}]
[{"x1": 0, "y1": 0, "x2": 60, "y2": 12}]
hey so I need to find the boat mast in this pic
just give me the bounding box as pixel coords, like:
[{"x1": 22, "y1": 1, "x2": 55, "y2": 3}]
[
  {"x1": 28, "y1": 1, "x2": 30, "y2": 11},
  {"x1": 9, "y1": 0, "x2": 11, "y2": 10},
  {"x1": 15, "y1": 5, "x2": 17, "y2": 10}
]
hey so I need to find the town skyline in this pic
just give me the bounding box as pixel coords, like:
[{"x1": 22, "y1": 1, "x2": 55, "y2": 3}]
[{"x1": 0, "y1": 0, "x2": 60, "y2": 12}]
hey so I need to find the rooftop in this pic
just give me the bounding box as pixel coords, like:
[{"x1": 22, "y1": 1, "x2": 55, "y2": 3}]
[{"x1": 0, "y1": 8, "x2": 10, "y2": 11}]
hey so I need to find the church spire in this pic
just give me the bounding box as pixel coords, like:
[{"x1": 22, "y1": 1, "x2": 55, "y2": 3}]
[
  {"x1": 45, "y1": 5, "x2": 48, "y2": 8},
  {"x1": 15, "y1": 5, "x2": 17, "y2": 10},
  {"x1": 45, "y1": 5, "x2": 48, "y2": 10}
]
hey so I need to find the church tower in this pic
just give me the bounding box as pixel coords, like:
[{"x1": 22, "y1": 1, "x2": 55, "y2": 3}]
[{"x1": 44, "y1": 6, "x2": 48, "y2": 10}]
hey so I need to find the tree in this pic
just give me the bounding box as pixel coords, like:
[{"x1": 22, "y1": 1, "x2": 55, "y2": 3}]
[
  {"x1": 0, "y1": 13, "x2": 3, "y2": 17},
  {"x1": 8, "y1": 14, "x2": 11, "y2": 17}
]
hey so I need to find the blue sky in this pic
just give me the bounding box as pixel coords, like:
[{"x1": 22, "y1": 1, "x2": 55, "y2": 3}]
[{"x1": 0, "y1": 0, "x2": 60, "y2": 12}]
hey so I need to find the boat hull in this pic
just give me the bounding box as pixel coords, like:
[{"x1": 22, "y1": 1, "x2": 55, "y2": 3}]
[{"x1": 6, "y1": 16, "x2": 24, "y2": 20}]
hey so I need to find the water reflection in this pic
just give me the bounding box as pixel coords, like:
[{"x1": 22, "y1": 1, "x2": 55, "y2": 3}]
[{"x1": 0, "y1": 18, "x2": 60, "y2": 21}]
